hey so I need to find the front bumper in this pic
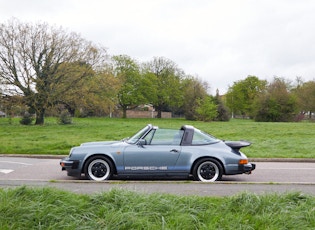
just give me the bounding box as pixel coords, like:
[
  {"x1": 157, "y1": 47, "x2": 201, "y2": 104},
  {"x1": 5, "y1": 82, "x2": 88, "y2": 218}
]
[
  {"x1": 60, "y1": 158, "x2": 80, "y2": 170},
  {"x1": 60, "y1": 157, "x2": 81, "y2": 177}
]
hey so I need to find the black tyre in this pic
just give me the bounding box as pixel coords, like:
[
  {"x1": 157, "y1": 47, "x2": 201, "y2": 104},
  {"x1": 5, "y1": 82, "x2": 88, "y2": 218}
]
[
  {"x1": 193, "y1": 158, "x2": 223, "y2": 182},
  {"x1": 84, "y1": 156, "x2": 113, "y2": 181}
]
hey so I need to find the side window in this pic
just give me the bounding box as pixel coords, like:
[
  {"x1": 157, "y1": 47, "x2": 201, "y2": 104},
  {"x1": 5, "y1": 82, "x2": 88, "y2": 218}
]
[{"x1": 150, "y1": 129, "x2": 184, "y2": 145}]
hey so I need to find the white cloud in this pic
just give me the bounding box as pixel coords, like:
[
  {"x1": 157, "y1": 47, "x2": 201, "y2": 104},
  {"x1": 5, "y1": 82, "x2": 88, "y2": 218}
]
[{"x1": 1, "y1": 0, "x2": 315, "y2": 94}]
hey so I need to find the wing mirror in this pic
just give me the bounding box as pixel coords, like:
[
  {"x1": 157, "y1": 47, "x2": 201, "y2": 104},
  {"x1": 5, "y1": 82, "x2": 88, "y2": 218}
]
[{"x1": 137, "y1": 139, "x2": 147, "y2": 147}]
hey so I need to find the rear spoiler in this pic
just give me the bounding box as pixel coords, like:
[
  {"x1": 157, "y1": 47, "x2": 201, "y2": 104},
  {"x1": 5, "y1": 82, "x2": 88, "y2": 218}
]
[{"x1": 224, "y1": 140, "x2": 251, "y2": 150}]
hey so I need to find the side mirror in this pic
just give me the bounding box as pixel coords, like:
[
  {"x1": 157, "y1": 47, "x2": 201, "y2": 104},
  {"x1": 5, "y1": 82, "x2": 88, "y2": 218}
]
[{"x1": 137, "y1": 139, "x2": 147, "y2": 147}]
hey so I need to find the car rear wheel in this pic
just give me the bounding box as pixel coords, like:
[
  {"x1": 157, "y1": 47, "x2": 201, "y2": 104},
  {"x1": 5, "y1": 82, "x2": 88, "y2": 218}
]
[
  {"x1": 84, "y1": 156, "x2": 113, "y2": 181},
  {"x1": 193, "y1": 159, "x2": 223, "y2": 182}
]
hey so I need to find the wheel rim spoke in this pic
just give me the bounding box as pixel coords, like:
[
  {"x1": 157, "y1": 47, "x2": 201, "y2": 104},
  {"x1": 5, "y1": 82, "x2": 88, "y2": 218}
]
[
  {"x1": 197, "y1": 161, "x2": 219, "y2": 182},
  {"x1": 87, "y1": 159, "x2": 110, "y2": 180},
  {"x1": 200, "y1": 164, "x2": 215, "y2": 179},
  {"x1": 92, "y1": 163, "x2": 107, "y2": 177}
]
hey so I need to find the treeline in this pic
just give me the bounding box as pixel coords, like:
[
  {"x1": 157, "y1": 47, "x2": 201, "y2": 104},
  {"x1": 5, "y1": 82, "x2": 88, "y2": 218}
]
[
  {"x1": 225, "y1": 76, "x2": 315, "y2": 122},
  {"x1": 0, "y1": 19, "x2": 314, "y2": 124}
]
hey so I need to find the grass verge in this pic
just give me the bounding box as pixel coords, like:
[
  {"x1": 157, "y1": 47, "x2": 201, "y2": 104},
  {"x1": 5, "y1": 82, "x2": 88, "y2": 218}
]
[
  {"x1": 0, "y1": 186, "x2": 314, "y2": 229},
  {"x1": 1, "y1": 117, "x2": 315, "y2": 158}
]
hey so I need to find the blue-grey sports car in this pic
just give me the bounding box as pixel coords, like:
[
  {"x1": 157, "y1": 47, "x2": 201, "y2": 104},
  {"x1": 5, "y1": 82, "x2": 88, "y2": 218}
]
[{"x1": 60, "y1": 124, "x2": 255, "y2": 182}]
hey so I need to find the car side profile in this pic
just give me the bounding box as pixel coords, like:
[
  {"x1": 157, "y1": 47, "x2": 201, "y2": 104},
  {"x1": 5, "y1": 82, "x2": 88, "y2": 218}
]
[{"x1": 60, "y1": 124, "x2": 255, "y2": 182}]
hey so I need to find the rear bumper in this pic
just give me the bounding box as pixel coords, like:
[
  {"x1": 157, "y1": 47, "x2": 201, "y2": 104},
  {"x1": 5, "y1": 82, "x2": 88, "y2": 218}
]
[{"x1": 241, "y1": 163, "x2": 256, "y2": 174}]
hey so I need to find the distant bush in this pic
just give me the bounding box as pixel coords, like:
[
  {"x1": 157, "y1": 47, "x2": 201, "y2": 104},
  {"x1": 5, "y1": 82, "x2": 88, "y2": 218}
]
[
  {"x1": 215, "y1": 101, "x2": 230, "y2": 121},
  {"x1": 58, "y1": 110, "x2": 72, "y2": 125},
  {"x1": 19, "y1": 112, "x2": 33, "y2": 125}
]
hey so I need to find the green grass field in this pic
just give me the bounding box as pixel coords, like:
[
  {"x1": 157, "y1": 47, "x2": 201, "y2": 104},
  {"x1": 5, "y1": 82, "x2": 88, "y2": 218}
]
[
  {"x1": 1, "y1": 120, "x2": 315, "y2": 229},
  {"x1": 0, "y1": 186, "x2": 314, "y2": 229},
  {"x1": 1, "y1": 117, "x2": 315, "y2": 158}
]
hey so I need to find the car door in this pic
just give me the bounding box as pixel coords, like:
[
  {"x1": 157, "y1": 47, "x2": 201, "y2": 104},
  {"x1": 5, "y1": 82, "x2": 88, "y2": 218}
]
[{"x1": 122, "y1": 129, "x2": 183, "y2": 175}]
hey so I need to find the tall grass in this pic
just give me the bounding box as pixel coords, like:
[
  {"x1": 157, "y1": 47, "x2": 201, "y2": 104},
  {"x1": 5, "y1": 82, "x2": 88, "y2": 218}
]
[
  {"x1": 1, "y1": 117, "x2": 315, "y2": 158},
  {"x1": 0, "y1": 186, "x2": 314, "y2": 229}
]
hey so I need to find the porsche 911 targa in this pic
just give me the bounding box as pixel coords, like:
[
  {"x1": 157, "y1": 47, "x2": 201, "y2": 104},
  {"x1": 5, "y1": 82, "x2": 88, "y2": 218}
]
[{"x1": 60, "y1": 124, "x2": 255, "y2": 182}]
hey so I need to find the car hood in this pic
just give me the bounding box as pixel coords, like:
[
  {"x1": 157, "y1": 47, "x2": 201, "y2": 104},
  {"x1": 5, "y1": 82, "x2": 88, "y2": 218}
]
[
  {"x1": 80, "y1": 141, "x2": 121, "y2": 146},
  {"x1": 224, "y1": 140, "x2": 251, "y2": 150}
]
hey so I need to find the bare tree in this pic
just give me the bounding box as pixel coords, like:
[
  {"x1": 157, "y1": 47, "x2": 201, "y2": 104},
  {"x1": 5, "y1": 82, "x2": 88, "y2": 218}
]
[{"x1": 0, "y1": 18, "x2": 108, "y2": 124}]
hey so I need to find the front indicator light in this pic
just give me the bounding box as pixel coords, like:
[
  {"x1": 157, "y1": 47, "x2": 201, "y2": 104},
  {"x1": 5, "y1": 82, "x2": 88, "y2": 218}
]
[{"x1": 239, "y1": 159, "x2": 248, "y2": 165}]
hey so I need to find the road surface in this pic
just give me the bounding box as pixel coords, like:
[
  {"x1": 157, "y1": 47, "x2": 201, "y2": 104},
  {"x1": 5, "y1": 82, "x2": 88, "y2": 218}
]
[{"x1": 1, "y1": 156, "x2": 315, "y2": 196}]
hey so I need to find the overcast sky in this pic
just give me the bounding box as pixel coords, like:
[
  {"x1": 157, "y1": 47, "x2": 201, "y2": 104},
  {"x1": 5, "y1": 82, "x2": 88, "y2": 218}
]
[{"x1": 1, "y1": 0, "x2": 315, "y2": 94}]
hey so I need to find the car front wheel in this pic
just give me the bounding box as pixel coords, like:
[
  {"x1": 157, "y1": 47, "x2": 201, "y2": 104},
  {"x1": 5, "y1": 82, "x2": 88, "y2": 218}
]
[
  {"x1": 84, "y1": 156, "x2": 113, "y2": 181},
  {"x1": 193, "y1": 159, "x2": 223, "y2": 182}
]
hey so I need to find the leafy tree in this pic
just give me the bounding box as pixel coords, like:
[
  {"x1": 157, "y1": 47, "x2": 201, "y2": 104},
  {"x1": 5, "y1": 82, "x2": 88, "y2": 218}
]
[
  {"x1": 0, "y1": 18, "x2": 108, "y2": 124},
  {"x1": 70, "y1": 71, "x2": 119, "y2": 117},
  {"x1": 181, "y1": 76, "x2": 208, "y2": 120},
  {"x1": 49, "y1": 62, "x2": 93, "y2": 116},
  {"x1": 111, "y1": 55, "x2": 145, "y2": 118},
  {"x1": 226, "y1": 76, "x2": 267, "y2": 118},
  {"x1": 195, "y1": 95, "x2": 218, "y2": 122},
  {"x1": 254, "y1": 77, "x2": 298, "y2": 122},
  {"x1": 295, "y1": 80, "x2": 315, "y2": 119},
  {"x1": 143, "y1": 57, "x2": 184, "y2": 118}
]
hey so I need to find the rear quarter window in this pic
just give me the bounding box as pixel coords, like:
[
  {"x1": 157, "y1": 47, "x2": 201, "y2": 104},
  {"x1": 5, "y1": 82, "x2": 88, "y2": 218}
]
[{"x1": 192, "y1": 129, "x2": 218, "y2": 145}]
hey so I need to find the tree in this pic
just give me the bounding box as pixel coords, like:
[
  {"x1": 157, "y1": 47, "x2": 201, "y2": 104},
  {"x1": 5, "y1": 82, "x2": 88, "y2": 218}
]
[
  {"x1": 143, "y1": 57, "x2": 184, "y2": 118},
  {"x1": 213, "y1": 89, "x2": 230, "y2": 121},
  {"x1": 181, "y1": 76, "x2": 208, "y2": 120},
  {"x1": 295, "y1": 80, "x2": 315, "y2": 119},
  {"x1": 46, "y1": 61, "x2": 119, "y2": 117},
  {"x1": 0, "y1": 94, "x2": 24, "y2": 124},
  {"x1": 58, "y1": 69, "x2": 119, "y2": 117},
  {"x1": 195, "y1": 95, "x2": 218, "y2": 122},
  {"x1": 0, "y1": 18, "x2": 108, "y2": 124},
  {"x1": 254, "y1": 77, "x2": 298, "y2": 122},
  {"x1": 226, "y1": 76, "x2": 267, "y2": 118},
  {"x1": 111, "y1": 55, "x2": 144, "y2": 118}
]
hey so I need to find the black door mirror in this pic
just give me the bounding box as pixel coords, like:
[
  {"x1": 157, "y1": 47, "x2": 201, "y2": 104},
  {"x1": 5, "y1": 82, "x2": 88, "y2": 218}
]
[{"x1": 137, "y1": 139, "x2": 147, "y2": 147}]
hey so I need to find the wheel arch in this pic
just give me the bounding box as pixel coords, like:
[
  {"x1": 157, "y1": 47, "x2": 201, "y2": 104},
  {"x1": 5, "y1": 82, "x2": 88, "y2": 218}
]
[
  {"x1": 82, "y1": 154, "x2": 117, "y2": 175},
  {"x1": 190, "y1": 156, "x2": 225, "y2": 175}
]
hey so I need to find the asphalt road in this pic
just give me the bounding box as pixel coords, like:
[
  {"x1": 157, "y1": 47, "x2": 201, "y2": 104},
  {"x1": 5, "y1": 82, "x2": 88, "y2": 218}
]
[{"x1": 1, "y1": 156, "x2": 315, "y2": 196}]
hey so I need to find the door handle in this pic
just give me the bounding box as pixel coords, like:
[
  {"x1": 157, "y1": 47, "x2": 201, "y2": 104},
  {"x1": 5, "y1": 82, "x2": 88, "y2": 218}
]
[{"x1": 170, "y1": 149, "x2": 179, "y2": 153}]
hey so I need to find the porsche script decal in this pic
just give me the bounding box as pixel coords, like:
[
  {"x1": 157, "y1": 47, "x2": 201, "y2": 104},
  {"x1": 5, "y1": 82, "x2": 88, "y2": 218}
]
[{"x1": 125, "y1": 166, "x2": 167, "y2": 170}]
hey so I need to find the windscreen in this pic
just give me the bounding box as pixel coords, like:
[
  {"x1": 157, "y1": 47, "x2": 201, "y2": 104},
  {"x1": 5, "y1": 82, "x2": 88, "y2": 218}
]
[{"x1": 127, "y1": 125, "x2": 151, "y2": 144}]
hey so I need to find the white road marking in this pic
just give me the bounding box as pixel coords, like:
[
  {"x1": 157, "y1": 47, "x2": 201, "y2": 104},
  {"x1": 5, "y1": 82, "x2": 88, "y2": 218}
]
[
  {"x1": 0, "y1": 169, "x2": 14, "y2": 174},
  {"x1": 0, "y1": 160, "x2": 32, "y2": 175},
  {"x1": 0, "y1": 161, "x2": 32, "y2": 166}
]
